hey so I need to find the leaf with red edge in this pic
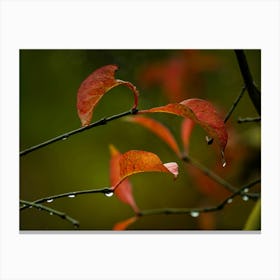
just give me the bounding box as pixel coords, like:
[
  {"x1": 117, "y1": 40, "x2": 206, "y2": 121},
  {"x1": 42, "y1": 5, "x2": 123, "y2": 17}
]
[
  {"x1": 113, "y1": 150, "x2": 178, "y2": 190},
  {"x1": 113, "y1": 216, "x2": 138, "y2": 230},
  {"x1": 109, "y1": 145, "x2": 139, "y2": 213},
  {"x1": 140, "y1": 98, "x2": 228, "y2": 164},
  {"x1": 77, "y1": 65, "x2": 139, "y2": 126},
  {"x1": 181, "y1": 118, "x2": 195, "y2": 155},
  {"x1": 124, "y1": 116, "x2": 180, "y2": 156}
]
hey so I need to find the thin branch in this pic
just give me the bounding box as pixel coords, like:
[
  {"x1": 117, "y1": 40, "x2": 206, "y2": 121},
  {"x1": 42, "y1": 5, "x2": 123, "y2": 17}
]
[
  {"x1": 20, "y1": 200, "x2": 80, "y2": 228},
  {"x1": 224, "y1": 86, "x2": 246, "y2": 123},
  {"x1": 138, "y1": 178, "x2": 261, "y2": 217},
  {"x1": 20, "y1": 186, "x2": 113, "y2": 211},
  {"x1": 238, "y1": 117, "x2": 261, "y2": 123},
  {"x1": 182, "y1": 155, "x2": 260, "y2": 199},
  {"x1": 20, "y1": 108, "x2": 138, "y2": 156},
  {"x1": 234, "y1": 50, "x2": 261, "y2": 115}
]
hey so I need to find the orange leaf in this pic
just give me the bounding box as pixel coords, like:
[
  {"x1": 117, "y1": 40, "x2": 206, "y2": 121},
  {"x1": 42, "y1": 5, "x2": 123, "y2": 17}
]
[
  {"x1": 113, "y1": 216, "x2": 138, "y2": 230},
  {"x1": 113, "y1": 150, "x2": 178, "y2": 190},
  {"x1": 140, "y1": 98, "x2": 228, "y2": 162},
  {"x1": 77, "y1": 65, "x2": 139, "y2": 126},
  {"x1": 181, "y1": 118, "x2": 195, "y2": 154},
  {"x1": 124, "y1": 116, "x2": 180, "y2": 156},
  {"x1": 109, "y1": 145, "x2": 139, "y2": 213}
]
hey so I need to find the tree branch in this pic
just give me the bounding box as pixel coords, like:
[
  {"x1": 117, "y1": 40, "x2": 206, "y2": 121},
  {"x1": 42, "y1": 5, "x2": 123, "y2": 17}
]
[
  {"x1": 138, "y1": 178, "x2": 260, "y2": 217},
  {"x1": 20, "y1": 200, "x2": 80, "y2": 228},
  {"x1": 238, "y1": 116, "x2": 261, "y2": 123},
  {"x1": 20, "y1": 186, "x2": 113, "y2": 211},
  {"x1": 20, "y1": 108, "x2": 138, "y2": 156},
  {"x1": 234, "y1": 50, "x2": 261, "y2": 115},
  {"x1": 182, "y1": 155, "x2": 260, "y2": 199}
]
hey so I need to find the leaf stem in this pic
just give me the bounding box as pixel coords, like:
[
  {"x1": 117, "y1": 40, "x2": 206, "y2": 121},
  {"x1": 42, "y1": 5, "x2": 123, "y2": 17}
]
[
  {"x1": 20, "y1": 200, "x2": 80, "y2": 228},
  {"x1": 20, "y1": 108, "x2": 138, "y2": 156},
  {"x1": 138, "y1": 178, "x2": 260, "y2": 217},
  {"x1": 20, "y1": 187, "x2": 112, "y2": 211}
]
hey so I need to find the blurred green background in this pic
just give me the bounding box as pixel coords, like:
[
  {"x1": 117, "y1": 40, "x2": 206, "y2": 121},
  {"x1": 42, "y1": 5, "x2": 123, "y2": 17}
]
[{"x1": 20, "y1": 50, "x2": 261, "y2": 230}]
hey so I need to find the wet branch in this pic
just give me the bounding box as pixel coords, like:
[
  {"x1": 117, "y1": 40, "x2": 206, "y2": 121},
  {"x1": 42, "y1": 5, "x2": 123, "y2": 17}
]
[
  {"x1": 182, "y1": 155, "x2": 260, "y2": 199},
  {"x1": 20, "y1": 187, "x2": 113, "y2": 211},
  {"x1": 20, "y1": 200, "x2": 80, "y2": 228},
  {"x1": 20, "y1": 108, "x2": 138, "y2": 156},
  {"x1": 138, "y1": 178, "x2": 260, "y2": 217}
]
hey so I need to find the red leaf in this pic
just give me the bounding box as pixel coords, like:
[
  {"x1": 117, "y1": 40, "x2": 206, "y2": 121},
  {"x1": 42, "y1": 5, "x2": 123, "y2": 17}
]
[
  {"x1": 113, "y1": 150, "x2": 178, "y2": 190},
  {"x1": 124, "y1": 116, "x2": 180, "y2": 156},
  {"x1": 109, "y1": 145, "x2": 139, "y2": 213},
  {"x1": 140, "y1": 98, "x2": 228, "y2": 163},
  {"x1": 113, "y1": 216, "x2": 138, "y2": 230},
  {"x1": 77, "y1": 65, "x2": 139, "y2": 126},
  {"x1": 181, "y1": 118, "x2": 195, "y2": 155}
]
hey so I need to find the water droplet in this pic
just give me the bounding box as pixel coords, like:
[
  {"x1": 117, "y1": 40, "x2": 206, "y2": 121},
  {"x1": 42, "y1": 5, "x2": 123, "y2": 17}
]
[
  {"x1": 62, "y1": 136, "x2": 68, "y2": 140},
  {"x1": 49, "y1": 212, "x2": 53, "y2": 215},
  {"x1": 46, "y1": 199, "x2": 54, "y2": 203},
  {"x1": 105, "y1": 191, "x2": 114, "y2": 197},
  {"x1": 221, "y1": 151, "x2": 227, "y2": 167},
  {"x1": 29, "y1": 206, "x2": 33, "y2": 209},
  {"x1": 242, "y1": 195, "x2": 249, "y2": 201},
  {"x1": 243, "y1": 188, "x2": 249, "y2": 193},
  {"x1": 227, "y1": 198, "x2": 233, "y2": 204},
  {"x1": 190, "y1": 211, "x2": 200, "y2": 218},
  {"x1": 68, "y1": 194, "x2": 76, "y2": 198},
  {"x1": 206, "y1": 136, "x2": 213, "y2": 145}
]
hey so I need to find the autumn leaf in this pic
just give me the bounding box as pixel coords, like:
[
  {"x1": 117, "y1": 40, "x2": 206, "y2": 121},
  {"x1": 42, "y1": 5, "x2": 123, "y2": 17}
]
[
  {"x1": 113, "y1": 216, "x2": 138, "y2": 230},
  {"x1": 124, "y1": 116, "x2": 180, "y2": 156},
  {"x1": 77, "y1": 65, "x2": 139, "y2": 126},
  {"x1": 140, "y1": 98, "x2": 228, "y2": 162},
  {"x1": 181, "y1": 118, "x2": 195, "y2": 155},
  {"x1": 109, "y1": 145, "x2": 139, "y2": 213},
  {"x1": 113, "y1": 150, "x2": 178, "y2": 190}
]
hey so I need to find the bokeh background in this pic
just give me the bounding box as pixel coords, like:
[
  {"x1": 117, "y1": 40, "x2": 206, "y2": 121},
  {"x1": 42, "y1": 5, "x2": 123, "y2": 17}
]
[{"x1": 20, "y1": 50, "x2": 261, "y2": 230}]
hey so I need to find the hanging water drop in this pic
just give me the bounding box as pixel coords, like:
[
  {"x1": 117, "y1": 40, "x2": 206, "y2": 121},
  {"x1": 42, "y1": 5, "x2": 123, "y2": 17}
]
[
  {"x1": 46, "y1": 199, "x2": 54, "y2": 203},
  {"x1": 221, "y1": 151, "x2": 227, "y2": 167},
  {"x1": 62, "y1": 136, "x2": 68, "y2": 140},
  {"x1": 242, "y1": 195, "x2": 249, "y2": 201},
  {"x1": 227, "y1": 198, "x2": 233, "y2": 204},
  {"x1": 190, "y1": 211, "x2": 200, "y2": 218},
  {"x1": 29, "y1": 206, "x2": 33, "y2": 209},
  {"x1": 49, "y1": 212, "x2": 53, "y2": 215},
  {"x1": 68, "y1": 194, "x2": 76, "y2": 198},
  {"x1": 105, "y1": 191, "x2": 114, "y2": 197},
  {"x1": 243, "y1": 188, "x2": 249, "y2": 193},
  {"x1": 222, "y1": 161, "x2": 227, "y2": 168}
]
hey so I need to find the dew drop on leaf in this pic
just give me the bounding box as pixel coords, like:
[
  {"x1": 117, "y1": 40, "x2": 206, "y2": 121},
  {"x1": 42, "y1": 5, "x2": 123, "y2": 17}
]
[{"x1": 190, "y1": 211, "x2": 200, "y2": 218}]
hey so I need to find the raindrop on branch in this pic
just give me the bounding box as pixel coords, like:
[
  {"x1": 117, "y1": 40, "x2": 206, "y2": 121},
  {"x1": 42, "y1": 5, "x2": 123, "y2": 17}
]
[
  {"x1": 104, "y1": 191, "x2": 114, "y2": 197},
  {"x1": 242, "y1": 195, "x2": 249, "y2": 201},
  {"x1": 227, "y1": 198, "x2": 233, "y2": 204},
  {"x1": 49, "y1": 212, "x2": 53, "y2": 216},
  {"x1": 46, "y1": 199, "x2": 54, "y2": 203},
  {"x1": 190, "y1": 211, "x2": 200, "y2": 218},
  {"x1": 68, "y1": 194, "x2": 76, "y2": 198}
]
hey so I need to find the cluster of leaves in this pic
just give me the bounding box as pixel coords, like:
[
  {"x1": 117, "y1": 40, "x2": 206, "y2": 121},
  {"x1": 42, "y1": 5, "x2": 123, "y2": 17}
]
[{"x1": 76, "y1": 64, "x2": 229, "y2": 229}]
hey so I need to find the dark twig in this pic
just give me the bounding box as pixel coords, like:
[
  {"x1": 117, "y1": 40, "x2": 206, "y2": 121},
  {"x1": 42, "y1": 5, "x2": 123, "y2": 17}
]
[
  {"x1": 138, "y1": 178, "x2": 261, "y2": 217},
  {"x1": 20, "y1": 187, "x2": 113, "y2": 211},
  {"x1": 235, "y1": 50, "x2": 261, "y2": 115},
  {"x1": 238, "y1": 117, "x2": 261, "y2": 123},
  {"x1": 224, "y1": 86, "x2": 246, "y2": 123},
  {"x1": 20, "y1": 108, "x2": 138, "y2": 156},
  {"x1": 182, "y1": 155, "x2": 260, "y2": 199},
  {"x1": 20, "y1": 200, "x2": 80, "y2": 228}
]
